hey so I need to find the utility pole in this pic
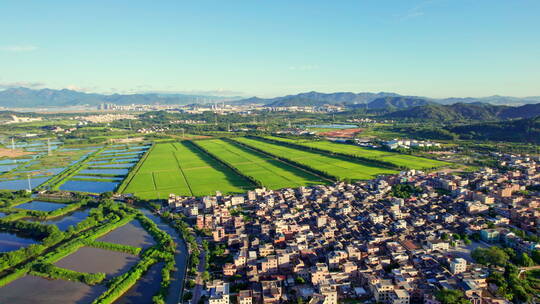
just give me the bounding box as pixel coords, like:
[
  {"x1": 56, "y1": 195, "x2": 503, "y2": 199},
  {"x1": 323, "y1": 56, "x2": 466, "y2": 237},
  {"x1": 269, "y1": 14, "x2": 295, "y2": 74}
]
[
  {"x1": 11, "y1": 137, "x2": 15, "y2": 150},
  {"x1": 27, "y1": 175, "x2": 32, "y2": 192}
]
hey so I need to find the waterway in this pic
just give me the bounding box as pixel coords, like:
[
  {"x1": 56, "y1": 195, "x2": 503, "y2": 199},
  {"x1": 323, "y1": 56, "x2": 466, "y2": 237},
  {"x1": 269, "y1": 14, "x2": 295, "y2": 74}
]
[
  {"x1": 116, "y1": 262, "x2": 165, "y2": 304},
  {"x1": 138, "y1": 207, "x2": 189, "y2": 304}
]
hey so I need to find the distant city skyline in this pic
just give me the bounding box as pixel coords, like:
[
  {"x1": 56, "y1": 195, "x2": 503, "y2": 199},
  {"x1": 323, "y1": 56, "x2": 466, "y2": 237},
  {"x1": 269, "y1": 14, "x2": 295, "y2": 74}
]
[{"x1": 1, "y1": 0, "x2": 539, "y2": 98}]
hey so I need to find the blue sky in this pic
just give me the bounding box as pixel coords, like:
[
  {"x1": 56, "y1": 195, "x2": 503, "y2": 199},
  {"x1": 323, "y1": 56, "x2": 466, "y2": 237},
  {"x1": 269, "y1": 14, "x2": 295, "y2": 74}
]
[{"x1": 1, "y1": 0, "x2": 539, "y2": 98}]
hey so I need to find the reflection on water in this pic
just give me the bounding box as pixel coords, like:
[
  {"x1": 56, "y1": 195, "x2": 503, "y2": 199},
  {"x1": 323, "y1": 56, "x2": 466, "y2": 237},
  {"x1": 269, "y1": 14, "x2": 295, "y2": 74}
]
[
  {"x1": 59, "y1": 180, "x2": 119, "y2": 193},
  {"x1": 116, "y1": 262, "x2": 164, "y2": 304},
  {"x1": 55, "y1": 247, "x2": 139, "y2": 278},
  {"x1": 0, "y1": 158, "x2": 32, "y2": 165},
  {"x1": 73, "y1": 175, "x2": 124, "y2": 181},
  {"x1": 89, "y1": 163, "x2": 134, "y2": 169},
  {"x1": 0, "y1": 164, "x2": 19, "y2": 172},
  {"x1": 0, "y1": 232, "x2": 38, "y2": 252},
  {"x1": 97, "y1": 220, "x2": 155, "y2": 249},
  {"x1": 79, "y1": 168, "x2": 129, "y2": 175},
  {"x1": 0, "y1": 275, "x2": 106, "y2": 304},
  {"x1": 0, "y1": 177, "x2": 50, "y2": 190},
  {"x1": 16, "y1": 200, "x2": 67, "y2": 212},
  {"x1": 139, "y1": 208, "x2": 188, "y2": 304},
  {"x1": 27, "y1": 208, "x2": 90, "y2": 231}
]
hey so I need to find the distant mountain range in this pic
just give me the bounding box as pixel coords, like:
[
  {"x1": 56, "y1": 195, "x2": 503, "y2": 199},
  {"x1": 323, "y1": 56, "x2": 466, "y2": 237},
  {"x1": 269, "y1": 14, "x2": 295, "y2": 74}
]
[
  {"x1": 235, "y1": 92, "x2": 403, "y2": 107},
  {"x1": 233, "y1": 91, "x2": 540, "y2": 108},
  {"x1": 385, "y1": 102, "x2": 540, "y2": 121},
  {"x1": 0, "y1": 87, "x2": 236, "y2": 108},
  {"x1": 1, "y1": 87, "x2": 540, "y2": 109}
]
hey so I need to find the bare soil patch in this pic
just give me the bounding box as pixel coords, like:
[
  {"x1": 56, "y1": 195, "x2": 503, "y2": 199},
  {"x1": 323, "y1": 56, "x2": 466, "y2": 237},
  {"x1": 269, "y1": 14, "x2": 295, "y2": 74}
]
[{"x1": 0, "y1": 148, "x2": 32, "y2": 158}]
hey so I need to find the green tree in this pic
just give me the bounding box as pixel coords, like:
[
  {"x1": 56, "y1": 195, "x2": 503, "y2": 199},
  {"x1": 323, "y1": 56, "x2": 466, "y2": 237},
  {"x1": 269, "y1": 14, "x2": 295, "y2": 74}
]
[
  {"x1": 517, "y1": 252, "x2": 534, "y2": 267},
  {"x1": 471, "y1": 247, "x2": 509, "y2": 267},
  {"x1": 183, "y1": 291, "x2": 193, "y2": 302},
  {"x1": 435, "y1": 289, "x2": 470, "y2": 304},
  {"x1": 531, "y1": 249, "x2": 540, "y2": 265},
  {"x1": 201, "y1": 271, "x2": 210, "y2": 282}
]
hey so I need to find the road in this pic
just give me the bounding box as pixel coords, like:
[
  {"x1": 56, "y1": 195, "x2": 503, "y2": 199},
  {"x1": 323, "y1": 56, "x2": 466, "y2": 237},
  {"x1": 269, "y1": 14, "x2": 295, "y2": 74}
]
[{"x1": 191, "y1": 236, "x2": 207, "y2": 304}]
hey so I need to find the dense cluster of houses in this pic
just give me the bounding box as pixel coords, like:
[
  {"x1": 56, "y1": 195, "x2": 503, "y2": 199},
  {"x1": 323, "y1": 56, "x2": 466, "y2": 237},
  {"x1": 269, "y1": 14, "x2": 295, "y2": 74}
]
[{"x1": 167, "y1": 153, "x2": 539, "y2": 304}]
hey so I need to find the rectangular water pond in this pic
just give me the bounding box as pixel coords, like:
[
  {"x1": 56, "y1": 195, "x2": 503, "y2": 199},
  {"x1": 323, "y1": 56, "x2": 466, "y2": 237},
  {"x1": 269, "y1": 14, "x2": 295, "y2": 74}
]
[
  {"x1": 15, "y1": 200, "x2": 67, "y2": 212},
  {"x1": 0, "y1": 158, "x2": 33, "y2": 165},
  {"x1": 79, "y1": 168, "x2": 129, "y2": 175},
  {"x1": 0, "y1": 232, "x2": 38, "y2": 252},
  {"x1": 55, "y1": 246, "x2": 139, "y2": 278},
  {"x1": 73, "y1": 175, "x2": 124, "y2": 181},
  {"x1": 0, "y1": 177, "x2": 50, "y2": 190},
  {"x1": 27, "y1": 208, "x2": 91, "y2": 231},
  {"x1": 0, "y1": 275, "x2": 106, "y2": 304},
  {"x1": 89, "y1": 163, "x2": 135, "y2": 169},
  {"x1": 116, "y1": 262, "x2": 164, "y2": 304},
  {"x1": 59, "y1": 180, "x2": 119, "y2": 193},
  {"x1": 97, "y1": 219, "x2": 156, "y2": 249},
  {"x1": 0, "y1": 164, "x2": 20, "y2": 172}
]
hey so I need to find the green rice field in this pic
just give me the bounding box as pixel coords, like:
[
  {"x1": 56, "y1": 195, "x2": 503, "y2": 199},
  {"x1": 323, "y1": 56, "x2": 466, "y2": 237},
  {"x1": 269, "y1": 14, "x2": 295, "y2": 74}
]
[
  {"x1": 122, "y1": 142, "x2": 253, "y2": 199},
  {"x1": 195, "y1": 139, "x2": 329, "y2": 189},
  {"x1": 262, "y1": 136, "x2": 448, "y2": 170},
  {"x1": 232, "y1": 137, "x2": 397, "y2": 181}
]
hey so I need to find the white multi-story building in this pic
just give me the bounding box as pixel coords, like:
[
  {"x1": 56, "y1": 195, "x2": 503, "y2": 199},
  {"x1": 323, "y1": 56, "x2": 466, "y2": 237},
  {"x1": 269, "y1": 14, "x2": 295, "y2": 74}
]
[
  {"x1": 209, "y1": 281, "x2": 230, "y2": 304},
  {"x1": 450, "y1": 258, "x2": 467, "y2": 274}
]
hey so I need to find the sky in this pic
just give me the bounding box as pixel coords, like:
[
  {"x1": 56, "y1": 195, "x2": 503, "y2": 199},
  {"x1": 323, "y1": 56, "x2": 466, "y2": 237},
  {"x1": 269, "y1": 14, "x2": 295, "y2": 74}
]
[{"x1": 1, "y1": 0, "x2": 539, "y2": 98}]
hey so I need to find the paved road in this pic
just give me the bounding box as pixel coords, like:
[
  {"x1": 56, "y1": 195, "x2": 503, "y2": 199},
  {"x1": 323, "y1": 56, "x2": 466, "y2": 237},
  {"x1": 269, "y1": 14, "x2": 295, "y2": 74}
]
[
  {"x1": 447, "y1": 241, "x2": 488, "y2": 263},
  {"x1": 191, "y1": 237, "x2": 207, "y2": 304}
]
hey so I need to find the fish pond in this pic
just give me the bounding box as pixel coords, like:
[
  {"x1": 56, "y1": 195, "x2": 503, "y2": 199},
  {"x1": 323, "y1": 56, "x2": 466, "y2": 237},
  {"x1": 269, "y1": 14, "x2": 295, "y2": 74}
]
[
  {"x1": 97, "y1": 219, "x2": 156, "y2": 249},
  {"x1": 0, "y1": 176, "x2": 51, "y2": 190},
  {"x1": 0, "y1": 232, "x2": 38, "y2": 252},
  {"x1": 59, "y1": 180, "x2": 119, "y2": 193},
  {"x1": 0, "y1": 275, "x2": 107, "y2": 304},
  {"x1": 79, "y1": 168, "x2": 129, "y2": 175},
  {"x1": 27, "y1": 208, "x2": 91, "y2": 231},
  {"x1": 55, "y1": 247, "x2": 139, "y2": 278},
  {"x1": 15, "y1": 200, "x2": 67, "y2": 212}
]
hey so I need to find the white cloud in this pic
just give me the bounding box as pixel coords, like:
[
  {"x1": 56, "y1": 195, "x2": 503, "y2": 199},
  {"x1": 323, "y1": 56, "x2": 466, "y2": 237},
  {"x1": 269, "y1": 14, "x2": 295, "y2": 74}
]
[{"x1": 0, "y1": 45, "x2": 38, "y2": 52}]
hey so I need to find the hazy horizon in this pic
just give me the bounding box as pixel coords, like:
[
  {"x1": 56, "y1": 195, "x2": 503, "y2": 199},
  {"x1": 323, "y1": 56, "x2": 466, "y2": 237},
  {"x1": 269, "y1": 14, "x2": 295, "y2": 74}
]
[{"x1": 2, "y1": 0, "x2": 539, "y2": 98}]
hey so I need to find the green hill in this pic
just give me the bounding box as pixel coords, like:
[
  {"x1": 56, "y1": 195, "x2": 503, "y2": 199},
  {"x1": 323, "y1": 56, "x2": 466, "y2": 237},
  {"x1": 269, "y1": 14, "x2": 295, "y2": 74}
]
[
  {"x1": 385, "y1": 103, "x2": 540, "y2": 121},
  {"x1": 450, "y1": 116, "x2": 540, "y2": 143}
]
